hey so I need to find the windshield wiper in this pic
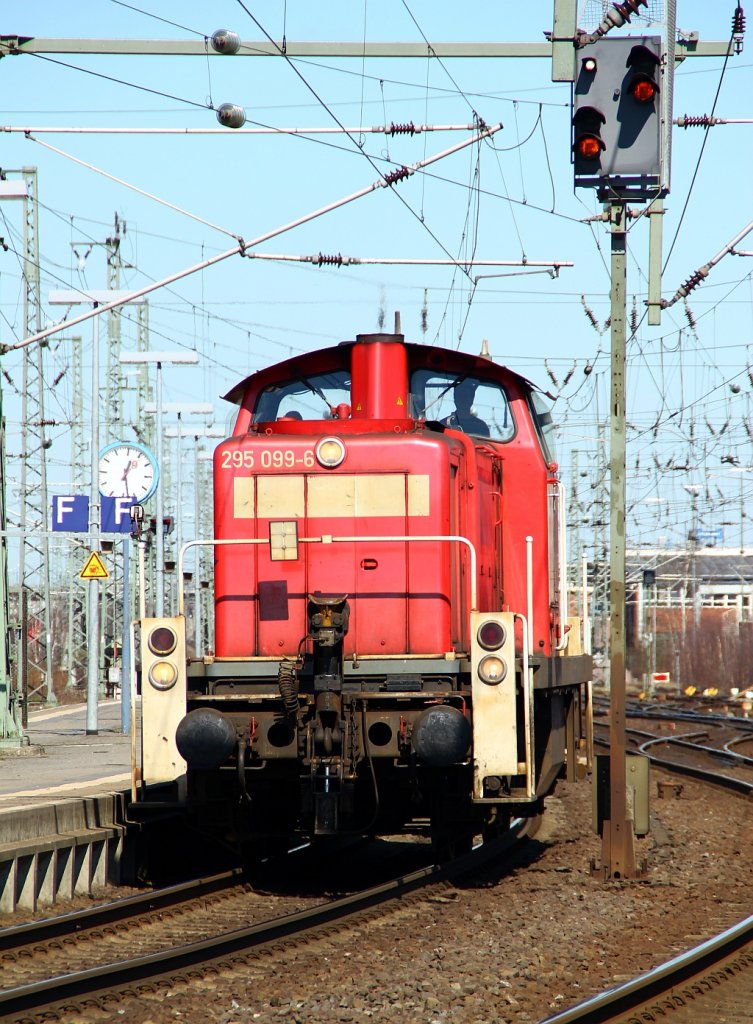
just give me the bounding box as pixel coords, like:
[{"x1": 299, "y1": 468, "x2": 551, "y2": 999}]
[{"x1": 295, "y1": 376, "x2": 333, "y2": 414}]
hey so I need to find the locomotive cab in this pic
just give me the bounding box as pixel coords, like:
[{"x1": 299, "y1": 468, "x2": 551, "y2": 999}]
[{"x1": 136, "y1": 331, "x2": 593, "y2": 852}]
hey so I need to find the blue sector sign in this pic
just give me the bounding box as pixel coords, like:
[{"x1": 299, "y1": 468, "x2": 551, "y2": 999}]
[
  {"x1": 51, "y1": 496, "x2": 137, "y2": 533},
  {"x1": 102, "y1": 496, "x2": 138, "y2": 534},
  {"x1": 52, "y1": 495, "x2": 88, "y2": 532}
]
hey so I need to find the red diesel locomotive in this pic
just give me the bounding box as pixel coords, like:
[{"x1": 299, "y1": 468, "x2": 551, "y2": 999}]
[{"x1": 138, "y1": 330, "x2": 592, "y2": 850}]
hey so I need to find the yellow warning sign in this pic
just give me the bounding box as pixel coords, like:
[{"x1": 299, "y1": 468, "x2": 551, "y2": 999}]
[
  {"x1": 396, "y1": 396, "x2": 404, "y2": 406},
  {"x1": 80, "y1": 551, "x2": 109, "y2": 580}
]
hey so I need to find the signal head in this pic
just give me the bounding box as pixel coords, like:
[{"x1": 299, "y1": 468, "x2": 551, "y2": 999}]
[
  {"x1": 477, "y1": 619, "x2": 507, "y2": 651},
  {"x1": 572, "y1": 36, "x2": 663, "y2": 195},
  {"x1": 478, "y1": 654, "x2": 507, "y2": 685},
  {"x1": 148, "y1": 625, "x2": 178, "y2": 657},
  {"x1": 626, "y1": 44, "x2": 660, "y2": 105}
]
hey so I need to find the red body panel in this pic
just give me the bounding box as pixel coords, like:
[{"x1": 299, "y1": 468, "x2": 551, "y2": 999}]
[
  {"x1": 214, "y1": 338, "x2": 557, "y2": 661},
  {"x1": 214, "y1": 432, "x2": 458, "y2": 658}
]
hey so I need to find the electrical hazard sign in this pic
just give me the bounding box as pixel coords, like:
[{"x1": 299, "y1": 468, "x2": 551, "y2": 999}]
[{"x1": 80, "y1": 551, "x2": 109, "y2": 580}]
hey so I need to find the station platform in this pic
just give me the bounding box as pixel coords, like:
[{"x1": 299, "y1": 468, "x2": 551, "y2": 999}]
[
  {"x1": 0, "y1": 699, "x2": 133, "y2": 807},
  {"x1": 0, "y1": 700, "x2": 136, "y2": 913}
]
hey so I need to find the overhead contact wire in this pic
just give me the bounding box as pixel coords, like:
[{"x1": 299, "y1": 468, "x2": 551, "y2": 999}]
[
  {"x1": 663, "y1": 19, "x2": 736, "y2": 272},
  {"x1": 25, "y1": 133, "x2": 242, "y2": 241},
  {"x1": 10, "y1": 124, "x2": 500, "y2": 354},
  {"x1": 232, "y1": 0, "x2": 483, "y2": 281}
]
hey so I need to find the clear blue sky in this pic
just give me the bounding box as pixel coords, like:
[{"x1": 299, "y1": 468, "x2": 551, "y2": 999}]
[{"x1": 1, "y1": 2, "x2": 751, "y2": 559}]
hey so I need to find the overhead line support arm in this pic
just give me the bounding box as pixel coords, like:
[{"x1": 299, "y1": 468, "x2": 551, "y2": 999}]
[{"x1": 0, "y1": 36, "x2": 739, "y2": 60}]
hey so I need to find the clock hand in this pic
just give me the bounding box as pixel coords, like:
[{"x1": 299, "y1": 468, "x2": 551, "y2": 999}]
[{"x1": 121, "y1": 460, "x2": 134, "y2": 497}]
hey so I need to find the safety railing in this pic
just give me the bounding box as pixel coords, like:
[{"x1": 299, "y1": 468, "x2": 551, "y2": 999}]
[{"x1": 176, "y1": 534, "x2": 479, "y2": 616}]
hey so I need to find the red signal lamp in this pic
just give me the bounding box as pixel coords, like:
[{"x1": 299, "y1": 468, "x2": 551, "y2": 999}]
[
  {"x1": 575, "y1": 134, "x2": 604, "y2": 160},
  {"x1": 572, "y1": 105, "x2": 606, "y2": 163},
  {"x1": 630, "y1": 75, "x2": 658, "y2": 104}
]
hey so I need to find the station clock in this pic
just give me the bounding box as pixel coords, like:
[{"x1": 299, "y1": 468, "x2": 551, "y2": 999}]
[{"x1": 98, "y1": 441, "x2": 159, "y2": 502}]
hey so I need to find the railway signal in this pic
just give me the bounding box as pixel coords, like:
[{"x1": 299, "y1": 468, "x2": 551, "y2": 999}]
[{"x1": 572, "y1": 36, "x2": 663, "y2": 198}]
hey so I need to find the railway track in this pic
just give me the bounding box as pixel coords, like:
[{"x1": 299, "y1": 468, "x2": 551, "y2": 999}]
[
  {"x1": 547, "y1": 702, "x2": 753, "y2": 1023},
  {"x1": 594, "y1": 701, "x2": 753, "y2": 794},
  {"x1": 541, "y1": 910, "x2": 753, "y2": 1024},
  {"x1": 0, "y1": 825, "x2": 533, "y2": 1022}
]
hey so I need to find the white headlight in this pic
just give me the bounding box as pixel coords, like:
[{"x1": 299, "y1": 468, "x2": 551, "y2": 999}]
[
  {"x1": 478, "y1": 655, "x2": 507, "y2": 686},
  {"x1": 148, "y1": 660, "x2": 178, "y2": 691},
  {"x1": 316, "y1": 436, "x2": 346, "y2": 468}
]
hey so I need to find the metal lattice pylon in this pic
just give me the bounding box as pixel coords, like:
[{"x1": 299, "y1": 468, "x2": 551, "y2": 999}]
[
  {"x1": 16, "y1": 168, "x2": 54, "y2": 705},
  {"x1": 64, "y1": 333, "x2": 89, "y2": 689},
  {"x1": 133, "y1": 302, "x2": 156, "y2": 616},
  {"x1": 104, "y1": 216, "x2": 124, "y2": 444},
  {"x1": 0, "y1": 392, "x2": 24, "y2": 740},
  {"x1": 578, "y1": 1, "x2": 666, "y2": 31}
]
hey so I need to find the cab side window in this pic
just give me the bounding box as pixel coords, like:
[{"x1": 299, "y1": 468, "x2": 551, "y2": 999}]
[
  {"x1": 253, "y1": 370, "x2": 351, "y2": 423},
  {"x1": 529, "y1": 390, "x2": 556, "y2": 462},
  {"x1": 410, "y1": 370, "x2": 515, "y2": 442}
]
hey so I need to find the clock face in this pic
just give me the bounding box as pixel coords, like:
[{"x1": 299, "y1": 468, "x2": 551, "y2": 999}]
[{"x1": 99, "y1": 443, "x2": 158, "y2": 501}]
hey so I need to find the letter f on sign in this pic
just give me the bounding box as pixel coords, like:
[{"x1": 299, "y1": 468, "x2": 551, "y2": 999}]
[{"x1": 57, "y1": 497, "x2": 74, "y2": 524}]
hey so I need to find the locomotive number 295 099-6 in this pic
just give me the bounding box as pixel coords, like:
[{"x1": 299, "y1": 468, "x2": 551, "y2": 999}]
[{"x1": 220, "y1": 448, "x2": 316, "y2": 470}]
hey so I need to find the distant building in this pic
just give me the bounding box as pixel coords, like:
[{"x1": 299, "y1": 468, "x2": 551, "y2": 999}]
[{"x1": 625, "y1": 548, "x2": 753, "y2": 691}]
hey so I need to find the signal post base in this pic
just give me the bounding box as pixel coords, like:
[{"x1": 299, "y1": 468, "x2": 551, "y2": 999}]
[{"x1": 591, "y1": 819, "x2": 648, "y2": 881}]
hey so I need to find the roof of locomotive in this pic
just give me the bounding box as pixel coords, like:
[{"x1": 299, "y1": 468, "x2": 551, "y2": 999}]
[{"x1": 222, "y1": 337, "x2": 540, "y2": 406}]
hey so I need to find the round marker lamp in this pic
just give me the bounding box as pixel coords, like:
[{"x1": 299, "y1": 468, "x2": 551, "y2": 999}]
[
  {"x1": 477, "y1": 620, "x2": 507, "y2": 651},
  {"x1": 148, "y1": 660, "x2": 178, "y2": 691},
  {"x1": 316, "y1": 437, "x2": 346, "y2": 468},
  {"x1": 478, "y1": 655, "x2": 507, "y2": 686},
  {"x1": 148, "y1": 625, "x2": 177, "y2": 657}
]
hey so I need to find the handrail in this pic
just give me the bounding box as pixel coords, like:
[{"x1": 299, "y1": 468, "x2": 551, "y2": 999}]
[
  {"x1": 525, "y1": 535, "x2": 534, "y2": 656},
  {"x1": 177, "y1": 534, "x2": 478, "y2": 615},
  {"x1": 552, "y1": 480, "x2": 569, "y2": 651},
  {"x1": 513, "y1": 612, "x2": 535, "y2": 798}
]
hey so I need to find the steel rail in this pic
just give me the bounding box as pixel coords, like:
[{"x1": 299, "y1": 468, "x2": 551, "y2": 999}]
[
  {"x1": 0, "y1": 827, "x2": 528, "y2": 1019},
  {"x1": 635, "y1": 735, "x2": 753, "y2": 795},
  {"x1": 593, "y1": 722, "x2": 753, "y2": 795},
  {"x1": 595, "y1": 693, "x2": 753, "y2": 732},
  {"x1": 723, "y1": 734, "x2": 753, "y2": 761},
  {"x1": 546, "y1": 716, "x2": 753, "y2": 1022},
  {"x1": 0, "y1": 836, "x2": 364, "y2": 952},
  {"x1": 0, "y1": 869, "x2": 243, "y2": 952},
  {"x1": 647, "y1": 735, "x2": 752, "y2": 766},
  {"x1": 628, "y1": 705, "x2": 753, "y2": 730},
  {"x1": 540, "y1": 911, "x2": 753, "y2": 1024}
]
